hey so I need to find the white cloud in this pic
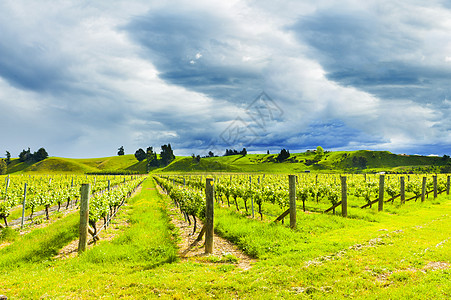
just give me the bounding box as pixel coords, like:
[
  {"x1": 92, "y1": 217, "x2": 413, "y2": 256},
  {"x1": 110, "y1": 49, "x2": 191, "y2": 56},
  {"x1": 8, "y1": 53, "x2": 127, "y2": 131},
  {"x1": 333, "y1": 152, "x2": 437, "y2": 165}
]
[{"x1": 1, "y1": 0, "x2": 451, "y2": 157}]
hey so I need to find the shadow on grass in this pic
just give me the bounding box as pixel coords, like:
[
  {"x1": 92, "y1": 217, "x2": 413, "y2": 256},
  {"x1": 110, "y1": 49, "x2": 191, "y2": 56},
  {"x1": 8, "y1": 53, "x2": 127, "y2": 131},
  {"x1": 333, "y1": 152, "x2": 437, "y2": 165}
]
[{"x1": 0, "y1": 214, "x2": 78, "y2": 268}]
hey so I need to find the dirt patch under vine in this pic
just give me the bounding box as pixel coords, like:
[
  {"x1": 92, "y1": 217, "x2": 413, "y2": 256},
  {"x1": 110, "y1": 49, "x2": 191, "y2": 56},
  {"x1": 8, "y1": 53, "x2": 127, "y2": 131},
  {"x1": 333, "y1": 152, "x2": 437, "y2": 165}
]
[{"x1": 156, "y1": 184, "x2": 256, "y2": 270}]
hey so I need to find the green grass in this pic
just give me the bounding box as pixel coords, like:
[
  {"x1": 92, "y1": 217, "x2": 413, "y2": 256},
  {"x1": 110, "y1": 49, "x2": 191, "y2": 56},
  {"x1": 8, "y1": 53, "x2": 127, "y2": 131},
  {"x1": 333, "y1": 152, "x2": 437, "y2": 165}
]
[
  {"x1": 0, "y1": 178, "x2": 449, "y2": 299},
  {"x1": 0, "y1": 212, "x2": 79, "y2": 268},
  {"x1": 5, "y1": 155, "x2": 148, "y2": 175},
  {"x1": 158, "y1": 151, "x2": 449, "y2": 174},
  {"x1": 80, "y1": 183, "x2": 178, "y2": 269},
  {"x1": 0, "y1": 226, "x2": 18, "y2": 242}
]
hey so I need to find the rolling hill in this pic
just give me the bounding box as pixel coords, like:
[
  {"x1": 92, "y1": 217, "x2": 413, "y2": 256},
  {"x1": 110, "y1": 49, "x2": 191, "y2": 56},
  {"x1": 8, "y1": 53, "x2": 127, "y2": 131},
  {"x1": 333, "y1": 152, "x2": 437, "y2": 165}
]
[{"x1": 3, "y1": 150, "x2": 450, "y2": 174}]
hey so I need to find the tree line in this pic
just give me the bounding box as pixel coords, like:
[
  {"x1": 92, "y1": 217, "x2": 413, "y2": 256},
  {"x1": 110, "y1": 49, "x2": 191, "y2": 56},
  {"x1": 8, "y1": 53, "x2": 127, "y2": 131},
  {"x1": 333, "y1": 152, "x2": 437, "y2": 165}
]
[
  {"x1": 0, "y1": 147, "x2": 49, "y2": 175},
  {"x1": 132, "y1": 144, "x2": 175, "y2": 171}
]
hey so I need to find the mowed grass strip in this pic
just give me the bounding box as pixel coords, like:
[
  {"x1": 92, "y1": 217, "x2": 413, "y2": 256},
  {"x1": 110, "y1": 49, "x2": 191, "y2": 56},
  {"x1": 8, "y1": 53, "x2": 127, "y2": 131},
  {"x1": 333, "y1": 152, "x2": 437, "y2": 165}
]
[
  {"x1": 79, "y1": 178, "x2": 178, "y2": 268},
  {"x1": 0, "y1": 212, "x2": 79, "y2": 268}
]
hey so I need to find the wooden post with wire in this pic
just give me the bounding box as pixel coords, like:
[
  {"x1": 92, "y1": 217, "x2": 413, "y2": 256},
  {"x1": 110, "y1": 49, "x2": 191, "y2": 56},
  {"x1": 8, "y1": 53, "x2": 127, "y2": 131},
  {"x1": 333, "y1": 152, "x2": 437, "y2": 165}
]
[
  {"x1": 341, "y1": 176, "x2": 348, "y2": 217},
  {"x1": 447, "y1": 175, "x2": 450, "y2": 195},
  {"x1": 433, "y1": 175, "x2": 438, "y2": 198},
  {"x1": 289, "y1": 175, "x2": 297, "y2": 228},
  {"x1": 205, "y1": 178, "x2": 214, "y2": 254},
  {"x1": 400, "y1": 177, "x2": 405, "y2": 204},
  {"x1": 421, "y1": 177, "x2": 426, "y2": 202},
  {"x1": 378, "y1": 175, "x2": 385, "y2": 212},
  {"x1": 21, "y1": 183, "x2": 27, "y2": 229},
  {"x1": 78, "y1": 184, "x2": 90, "y2": 254}
]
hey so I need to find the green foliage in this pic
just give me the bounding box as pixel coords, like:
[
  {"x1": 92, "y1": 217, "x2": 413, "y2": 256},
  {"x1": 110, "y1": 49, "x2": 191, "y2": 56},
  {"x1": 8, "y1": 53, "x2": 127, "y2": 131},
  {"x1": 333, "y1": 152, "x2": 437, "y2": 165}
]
[
  {"x1": 33, "y1": 148, "x2": 49, "y2": 162},
  {"x1": 146, "y1": 146, "x2": 158, "y2": 169},
  {"x1": 85, "y1": 170, "x2": 141, "y2": 175},
  {"x1": 315, "y1": 146, "x2": 325, "y2": 160},
  {"x1": 276, "y1": 149, "x2": 290, "y2": 162},
  {"x1": 19, "y1": 148, "x2": 32, "y2": 162},
  {"x1": 134, "y1": 148, "x2": 146, "y2": 162},
  {"x1": 0, "y1": 159, "x2": 6, "y2": 175},
  {"x1": 117, "y1": 146, "x2": 125, "y2": 156},
  {"x1": 5, "y1": 151, "x2": 11, "y2": 165},
  {"x1": 160, "y1": 144, "x2": 175, "y2": 166},
  {"x1": 224, "y1": 148, "x2": 247, "y2": 156},
  {"x1": 18, "y1": 147, "x2": 48, "y2": 163},
  {"x1": 0, "y1": 173, "x2": 450, "y2": 299}
]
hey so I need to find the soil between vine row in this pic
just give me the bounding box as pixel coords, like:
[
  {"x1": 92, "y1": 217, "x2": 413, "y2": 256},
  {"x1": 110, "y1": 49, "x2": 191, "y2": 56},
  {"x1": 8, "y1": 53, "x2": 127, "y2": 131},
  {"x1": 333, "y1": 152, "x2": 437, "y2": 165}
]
[{"x1": 155, "y1": 183, "x2": 256, "y2": 270}]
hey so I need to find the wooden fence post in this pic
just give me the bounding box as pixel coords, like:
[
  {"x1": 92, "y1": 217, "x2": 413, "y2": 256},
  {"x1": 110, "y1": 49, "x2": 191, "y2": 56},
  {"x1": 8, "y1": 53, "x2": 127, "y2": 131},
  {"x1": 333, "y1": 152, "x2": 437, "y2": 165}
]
[
  {"x1": 400, "y1": 177, "x2": 405, "y2": 204},
  {"x1": 205, "y1": 178, "x2": 214, "y2": 254},
  {"x1": 289, "y1": 175, "x2": 296, "y2": 228},
  {"x1": 447, "y1": 175, "x2": 450, "y2": 196},
  {"x1": 106, "y1": 180, "x2": 111, "y2": 228},
  {"x1": 421, "y1": 177, "x2": 426, "y2": 202},
  {"x1": 378, "y1": 175, "x2": 385, "y2": 212},
  {"x1": 250, "y1": 176, "x2": 254, "y2": 218},
  {"x1": 21, "y1": 183, "x2": 27, "y2": 229},
  {"x1": 433, "y1": 175, "x2": 438, "y2": 198},
  {"x1": 341, "y1": 176, "x2": 347, "y2": 217},
  {"x1": 78, "y1": 184, "x2": 90, "y2": 254}
]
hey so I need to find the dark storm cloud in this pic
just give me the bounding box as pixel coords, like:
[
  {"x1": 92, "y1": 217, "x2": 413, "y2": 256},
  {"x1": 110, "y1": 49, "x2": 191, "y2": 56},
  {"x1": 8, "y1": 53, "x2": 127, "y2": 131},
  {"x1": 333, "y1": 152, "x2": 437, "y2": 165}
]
[
  {"x1": 1, "y1": 1, "x2": 451, "y2": 158},
  {"x1": 290, "y1": 7, "x2": 451, "y2": 102},
  {"x1": 123, "y1": 9, "x2": 264, "y2": 102}
]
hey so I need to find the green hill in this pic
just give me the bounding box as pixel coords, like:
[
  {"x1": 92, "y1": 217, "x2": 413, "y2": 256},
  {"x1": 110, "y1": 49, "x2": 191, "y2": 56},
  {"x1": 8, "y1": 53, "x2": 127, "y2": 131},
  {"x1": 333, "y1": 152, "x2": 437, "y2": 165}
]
[
  {"x1": 158, "y1": 151, "x2": 450, "y2": 174},
  {"x1": 5, "y1": 155, "x2": 148, "y2": 174},
  {"x1": 4, "y1": 150, "x2": 450, "y2": 174}
]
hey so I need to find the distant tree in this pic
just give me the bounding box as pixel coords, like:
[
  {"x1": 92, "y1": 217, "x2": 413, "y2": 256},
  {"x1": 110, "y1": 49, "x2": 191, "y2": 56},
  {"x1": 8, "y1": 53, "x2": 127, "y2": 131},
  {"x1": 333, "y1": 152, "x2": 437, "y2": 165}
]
[
  {"x1": 160, "y1": 144, "x2": 175, "y2": 166},
  {"x1": 267, "y1": 150, "x2": 270, "y2": 155},
  {"x1": 195, "y1": 155, "x2": 201, "y2": 162},
  {"x1": 134, "y1": 148, "x2": 146, "y2": 162},
  {"x1": 117, "y1": 146, "x2": 125, "y2": 156},
  {"x1": 224, "y1": 149, "x2": 246, "y2": 156},
  {"x1": 315, "y1": 146, "x2": 324, "y2": 160},
  {"x1": 5, "y1": 151, "x2": 10, "y2": 165},
  {"x1": 208, "y1": 151, "x2": 214, "y2": 157},
  {"x1": 19, "y1": 148, "x2": 32, "y2": 162},
  {"x1": 146, "y1": 147, "x2": 158, "y2": 169},
  {"x1": 0, "y1": 159, "x2": 6, "y2": 175},
  {"x1": 277, "y1": 149, "x2": 290, "y2": 162},
  {"x1": 33, "y1": 148, "x2": 48, "y2": 162}
]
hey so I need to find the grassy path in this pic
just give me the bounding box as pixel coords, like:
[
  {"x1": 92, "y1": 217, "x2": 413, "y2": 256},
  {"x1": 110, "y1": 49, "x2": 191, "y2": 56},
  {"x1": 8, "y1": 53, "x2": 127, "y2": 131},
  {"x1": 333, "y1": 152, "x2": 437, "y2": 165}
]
[{"x1": 0, "y1": 178, "x2": 449, "y2": 299}]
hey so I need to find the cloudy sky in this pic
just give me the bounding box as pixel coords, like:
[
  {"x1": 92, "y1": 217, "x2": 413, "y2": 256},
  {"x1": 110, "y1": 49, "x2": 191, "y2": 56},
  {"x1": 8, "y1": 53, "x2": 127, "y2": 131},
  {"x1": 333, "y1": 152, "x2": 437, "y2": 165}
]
[{"x1": 1, "y1": 0, "x2": 451, "y2": 158}]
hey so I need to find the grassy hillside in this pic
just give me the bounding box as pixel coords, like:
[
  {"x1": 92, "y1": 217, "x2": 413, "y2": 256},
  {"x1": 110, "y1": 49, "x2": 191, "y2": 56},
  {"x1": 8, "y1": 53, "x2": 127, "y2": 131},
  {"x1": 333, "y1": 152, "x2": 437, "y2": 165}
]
[
  {"x1": 5, "y1": 155, "x2": 148, "y2": 174},
  {"x1": 4, "y1": 150, "x2": 450, "y2": 174},
  {"x1": 159, "y1": 151, "x2": 449, "y2": 174}
]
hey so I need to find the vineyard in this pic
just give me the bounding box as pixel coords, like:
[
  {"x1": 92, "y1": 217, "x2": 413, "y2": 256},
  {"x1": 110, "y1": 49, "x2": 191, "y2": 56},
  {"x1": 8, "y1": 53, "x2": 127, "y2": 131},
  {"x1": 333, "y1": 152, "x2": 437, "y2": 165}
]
[
  {"x1": 0, "y1": 172, "x2": 449, "y2": 299},
  {"x1": 0, "y1": 174, "x2": 146, "y2": 236},
  {"x1": 154, "y1": 173, "x2": 450, "y2": 227}
]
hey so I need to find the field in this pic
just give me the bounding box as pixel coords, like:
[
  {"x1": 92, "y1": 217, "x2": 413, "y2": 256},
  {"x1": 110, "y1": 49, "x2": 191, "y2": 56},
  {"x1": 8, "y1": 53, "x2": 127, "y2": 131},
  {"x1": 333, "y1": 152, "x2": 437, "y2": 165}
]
[{"x1": 0, "y1": 172, "x2": 449, "y2": 299}]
